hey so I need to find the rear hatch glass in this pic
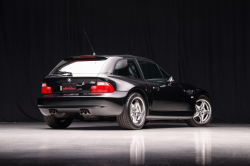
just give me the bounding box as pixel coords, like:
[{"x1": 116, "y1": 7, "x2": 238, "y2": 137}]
[
  {"x1": 50, "y1": 59, "x2": 107, "y2": 77},
  {"x1": 46, "y1": 58, "x2": 107, "y2": 94}
]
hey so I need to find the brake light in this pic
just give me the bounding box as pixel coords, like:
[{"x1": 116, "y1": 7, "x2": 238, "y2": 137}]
[
  {"x1": 90, "y1": 82, "x2": 114, "y2": 93},
  {"x1": 41, "y1": 83, "x2": 52, "y2": 94}
]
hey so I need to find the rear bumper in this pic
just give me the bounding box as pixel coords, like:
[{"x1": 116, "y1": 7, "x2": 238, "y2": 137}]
[{"x1": 37, "y1": 92, "x2": 127, "y2": 116}]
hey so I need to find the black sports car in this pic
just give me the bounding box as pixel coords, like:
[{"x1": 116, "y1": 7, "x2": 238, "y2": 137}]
[{"x1": 37, "y1": 55, "x2": 212, "y2": 129}]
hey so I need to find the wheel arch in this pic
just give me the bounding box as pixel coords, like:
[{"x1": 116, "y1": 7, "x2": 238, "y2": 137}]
[
  {"x1": 195, "y1": 89, "x2": 212, "y2": 103},
  {"x1": 127, "y1": 88, "x2": 151, "y2": 115}
]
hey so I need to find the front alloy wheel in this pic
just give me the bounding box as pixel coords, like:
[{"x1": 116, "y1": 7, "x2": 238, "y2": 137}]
[{"x1": 185, "y1": 95, "x2": 212, "y2": 127}]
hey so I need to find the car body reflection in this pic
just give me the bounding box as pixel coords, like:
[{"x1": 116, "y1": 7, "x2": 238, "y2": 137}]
[
  {"x1": 195, "y1": 129, "x2": 211, "y2": 165},
  {"x1": 130, "y1": 135, "x2": 145, "y2": 165},
  {"x1": 129, "y1": 127, "x2": 212, "y2": 165}
]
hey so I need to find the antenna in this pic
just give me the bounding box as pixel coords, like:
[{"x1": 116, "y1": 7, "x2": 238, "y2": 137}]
[{"x1": 84, "y1": 31, "x2": 96, "y2": 56}]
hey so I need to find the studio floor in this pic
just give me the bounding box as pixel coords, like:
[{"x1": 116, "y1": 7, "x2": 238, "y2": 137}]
[{"x1": 0, "y1": 121, "x2": 250, "y2": 166}]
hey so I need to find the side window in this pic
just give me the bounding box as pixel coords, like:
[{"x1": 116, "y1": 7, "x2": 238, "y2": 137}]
[
  {"x1": 113, "y1": 59, "x2": 141, "y2": 79},
  {"x1": 159, "y1": 67, "x2": 170, "y2": 81},
  {"x1": 137, "y1": 60, "x2": 164, "y2": 82}
]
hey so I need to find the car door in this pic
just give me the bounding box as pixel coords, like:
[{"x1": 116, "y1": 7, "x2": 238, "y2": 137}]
[{"x1": 137, "y1": 60, "x2": 184, "y2": 111}]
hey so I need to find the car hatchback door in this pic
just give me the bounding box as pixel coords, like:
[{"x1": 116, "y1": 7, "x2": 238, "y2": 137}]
[{"x1": 137, "y1": 60, "x2": 184, "y2": 112}]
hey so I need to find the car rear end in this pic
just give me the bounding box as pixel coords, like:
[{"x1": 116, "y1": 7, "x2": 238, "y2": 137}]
[{"x1": 37, "y1": 55, "x2": 127, "y2": 119}]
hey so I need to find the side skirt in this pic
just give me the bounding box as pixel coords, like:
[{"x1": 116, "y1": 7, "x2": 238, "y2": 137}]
[
  {"x1": 149, "y1": 111, "x2": 194, "y2": 116},
  {"x1": 146, "y1": 116, "x2": 192, "y2": 120}
]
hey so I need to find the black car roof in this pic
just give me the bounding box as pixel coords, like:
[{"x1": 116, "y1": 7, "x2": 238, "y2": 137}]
[{"x1": 67, "y1": 54, "x2": 152, "y2": 61}]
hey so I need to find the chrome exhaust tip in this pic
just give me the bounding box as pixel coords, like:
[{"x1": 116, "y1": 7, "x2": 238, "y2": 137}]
[
  {"x1": 79, "y1": 109, "x2": 90, "y2": 115},
  {"x1": 49, "y1": 109, "x2": 57, "y2": 115}
]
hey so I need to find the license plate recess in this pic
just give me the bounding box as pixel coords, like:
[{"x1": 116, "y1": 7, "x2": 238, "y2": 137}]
[{"x1": 62, "y1": 83, "x2": 77, "y2": 93}]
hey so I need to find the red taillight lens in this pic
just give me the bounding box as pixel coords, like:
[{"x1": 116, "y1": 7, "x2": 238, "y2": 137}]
[
  {"x1": 41, "y1": 83, "x2": 52, "y2": 94},
  {"x1": 90, "y1": 82, "x2": 114, "y2": 93}
]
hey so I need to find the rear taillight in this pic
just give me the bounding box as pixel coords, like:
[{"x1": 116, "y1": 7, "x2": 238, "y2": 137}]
[
  {"x1": 41, "y1": 83, "x2": 52, "y2": 94},
  {"x1": 90, "y1": 82, "x2": 114, "y2": 93}
]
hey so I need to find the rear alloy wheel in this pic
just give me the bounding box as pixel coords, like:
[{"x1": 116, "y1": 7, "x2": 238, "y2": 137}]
[
  {"x1": 43, "y1": 115, "x2": 73, "y2": 129},
  {"x1": 185, "y1": 95, "x2": 212, "y2": 127},
  {"x1": 117, "y1": 93, "x2": 146, "y2": 130}
]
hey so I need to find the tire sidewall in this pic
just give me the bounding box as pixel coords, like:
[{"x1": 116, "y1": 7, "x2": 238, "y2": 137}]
[
  {"x1": 44, "y1": 115, "x2": 73, "y2": 129},
  {"x1": 126, "y1": 93, "x2": 146, "y2": 129}
]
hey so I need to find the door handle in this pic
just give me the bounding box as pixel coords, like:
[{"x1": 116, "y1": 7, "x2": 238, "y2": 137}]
[{"x1": 153, "y1": 87, "x2": 160, "y2": 91}]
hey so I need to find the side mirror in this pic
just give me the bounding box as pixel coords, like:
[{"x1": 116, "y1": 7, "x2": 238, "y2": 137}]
[{"x1": 167, "y1": 76, "x2": 174, "y2": 83}]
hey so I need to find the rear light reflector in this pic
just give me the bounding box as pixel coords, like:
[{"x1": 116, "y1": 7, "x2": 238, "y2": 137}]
[
  {"x1": 41, "y1": 83, "x2": 52, "y2": 94},
  {"x1": 90, "y1": 81, "x2": 114, "y2": 93}
]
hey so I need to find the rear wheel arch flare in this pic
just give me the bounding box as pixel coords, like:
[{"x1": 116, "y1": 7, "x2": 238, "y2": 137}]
[{"x1": 127, "y1": 88, "x2": 150, "y2": 115}]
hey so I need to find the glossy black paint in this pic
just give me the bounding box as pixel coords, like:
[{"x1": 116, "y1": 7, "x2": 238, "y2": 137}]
[
  {"x1": 37, "y1": 55, "x2": 211, "y2": 120},
  {"x1": 149, "y1": 81, "x2": 184, "y2": 112},
  {"x1": 38, "y1": 92, "x2": 127, "y2": 116}
]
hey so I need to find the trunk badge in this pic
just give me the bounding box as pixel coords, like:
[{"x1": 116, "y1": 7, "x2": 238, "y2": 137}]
[
  {"x1": 82, "y1": 82, "x2": 85, "y2": 85},
  {"x1": 90, "y1": 81, "x2": 95, "y2": 84},
  {"x1": 67, "y1": 78, "x2": 71, "y2": 82}
]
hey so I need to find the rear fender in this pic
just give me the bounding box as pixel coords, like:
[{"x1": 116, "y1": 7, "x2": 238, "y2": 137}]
[{"x1": 127, "y1": 87, "x2": 152, "y2": 116}]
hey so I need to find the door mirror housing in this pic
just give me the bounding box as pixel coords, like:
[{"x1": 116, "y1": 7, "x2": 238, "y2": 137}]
[{"x1": 167, "y1": 76, "x2": 174, "y2": 83}]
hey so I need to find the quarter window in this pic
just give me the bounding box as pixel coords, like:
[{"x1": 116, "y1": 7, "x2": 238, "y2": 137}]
[
  {"x1": 137, "y1": 60, "x2": 164, "y2": 82},
  {"x1": 113, "y1": 59, "x2": 141, "y2": 79}
]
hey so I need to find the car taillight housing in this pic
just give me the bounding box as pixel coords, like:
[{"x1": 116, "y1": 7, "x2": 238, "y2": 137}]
[
  {"x1": 41, "y1": 83, "x2": 52, "y2": 94},
  {"x1": 90, "y1": 82, "x2": 114, "y2": 93}
]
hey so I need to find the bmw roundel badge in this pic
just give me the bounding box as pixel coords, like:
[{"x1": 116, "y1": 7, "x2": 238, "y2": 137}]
[{"x1": 67, "y1": 78, "x2": 71, "y2": 82}]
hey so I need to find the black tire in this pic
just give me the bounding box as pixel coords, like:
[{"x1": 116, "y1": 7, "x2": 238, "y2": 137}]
[
  {"x1": 116, "y1": 93, "x2": 146, "y2": 130},
  {"x1": 185, "y1": 95, "x2": 213, "y2": 127},
  {"x1": 43, "y1": 115, "x2": 73, "y2": 129}
]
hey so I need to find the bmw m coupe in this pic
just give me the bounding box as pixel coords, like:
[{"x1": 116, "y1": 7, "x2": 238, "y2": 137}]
[{"x1": 37, "y1": 55, "x2": 212, "y2": 129}]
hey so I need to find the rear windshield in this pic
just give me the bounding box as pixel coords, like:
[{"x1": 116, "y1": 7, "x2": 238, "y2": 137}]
[{"x1": 50, "y1": 60, "x2": 107, "y2": 76}]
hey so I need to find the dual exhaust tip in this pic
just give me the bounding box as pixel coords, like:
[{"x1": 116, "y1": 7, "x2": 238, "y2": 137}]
[
  {"x1": 49, "y1": 109, "x2": 57, "y2": 115},
  {"x1": 49, "y1": 109, "x2": 91, "y2": 115},
  {"x1": 80, "y1": 109, "x2": 90, "y2": 115}
]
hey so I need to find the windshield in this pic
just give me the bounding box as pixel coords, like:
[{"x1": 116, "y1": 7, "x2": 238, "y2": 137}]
[{"x1": 50, "y1": 60, "x2": 107, "y2": 76}]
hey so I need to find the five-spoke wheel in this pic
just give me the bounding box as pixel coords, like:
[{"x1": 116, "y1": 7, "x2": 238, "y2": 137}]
[
  {"x1": 117, "y1": 93, "x2": 146, "y2": 129},
  {"x1": 130, "y1": 97, "x2": 146, "y2": 127},
  {"x1": 193, "y1": 99, "x2": 212, "y2": 124},
  {"x1": 185, "y1": 95, "x2": 212, "y2": 127}
]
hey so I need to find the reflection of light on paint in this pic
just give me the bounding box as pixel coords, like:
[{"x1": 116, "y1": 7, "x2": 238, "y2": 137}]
[
  {"x1": 195, "y1": 130, "x2": 211, "y2": 166},
  {"x1": 130, "y1": 135, "x2": 145, "y2": 165}
]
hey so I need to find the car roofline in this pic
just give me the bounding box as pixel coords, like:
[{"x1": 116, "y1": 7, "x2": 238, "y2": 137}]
[{"x1": 65, "y1": 54, "x2": 152, "y2": 61}]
